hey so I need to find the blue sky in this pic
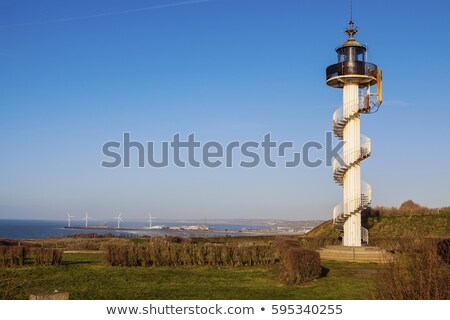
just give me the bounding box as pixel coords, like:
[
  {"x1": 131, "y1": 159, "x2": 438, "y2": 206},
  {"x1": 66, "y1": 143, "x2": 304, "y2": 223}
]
[{"x1": 0, "y1": 0, "x2": 449, "y2": 221}]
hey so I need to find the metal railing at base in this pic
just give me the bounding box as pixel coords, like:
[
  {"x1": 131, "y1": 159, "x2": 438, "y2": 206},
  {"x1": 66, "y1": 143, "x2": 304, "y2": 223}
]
[{"x1": 361, "y1": 227, "x2": 369, "y2": 245}]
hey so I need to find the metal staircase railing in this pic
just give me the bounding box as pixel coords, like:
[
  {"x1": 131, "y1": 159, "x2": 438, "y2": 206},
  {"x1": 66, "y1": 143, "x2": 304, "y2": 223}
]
[
  {"x1": 332, "y1": 182, "x2": 372, "y2": 231},
  {"x1": 361, "y1": 227, "x2": 369, "y2": 245},
  {"x1": 332, "y1": 96, "x2": 380, "y2": 139},
  {"x1": 331, "y1": 94, "x2": 376, "y2": 244},
  {"x1": 332, "y1": 135, "x2": 371, "y2": 186},
  {"x1": 334, "y1": 197, "x2": 366, "y2": 228}
]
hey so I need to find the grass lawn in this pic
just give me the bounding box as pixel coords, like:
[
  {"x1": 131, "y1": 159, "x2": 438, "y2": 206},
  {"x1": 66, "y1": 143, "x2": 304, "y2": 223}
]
[{"x1": 1, "y1": 253, "x2": 378, "y2": 299}]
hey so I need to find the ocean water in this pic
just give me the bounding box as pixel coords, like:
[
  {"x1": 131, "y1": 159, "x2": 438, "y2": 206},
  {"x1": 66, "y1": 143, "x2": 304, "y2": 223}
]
[{"x1": 0, "y1": 219, "x2": 269, "y2": 240}]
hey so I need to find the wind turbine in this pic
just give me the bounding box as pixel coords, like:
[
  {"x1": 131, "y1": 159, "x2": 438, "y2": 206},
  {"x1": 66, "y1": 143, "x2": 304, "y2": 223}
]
[
  {"x1": 114, "y1": 212, "x2": 123, "y2": 229},
  {"x1": 83, "y1": 212, "x2": 92, "y2": 227},
  {"x1": 67, "y1": 212, "x2": 75, "y2": 228},
  {"x1": 148, "y1": 213, "x2": 154, "y2": 228}
]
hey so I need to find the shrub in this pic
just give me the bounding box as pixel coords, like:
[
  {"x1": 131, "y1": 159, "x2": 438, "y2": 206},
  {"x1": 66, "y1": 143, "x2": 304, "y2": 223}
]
[
  {"x1": 372, "y1": 239, "x2": 450, "y2": 299},
  {"x1": 274, "y1": 237, "x2": 322, "y2": 285},
  {"x1": 0, "y1": 246, "x2": 27, "y2": 267},
  {"x1": 276, "y1": 236, "x2": 340, "y2": 251},
  {"x1": 372, "y1": 201, "x2": 443, "y2": 217},
  {"x1": 437, "y1": 239, "x2": 450, "y2": 264},
  {"x1": 274, "y1": 237, "x2": 300, "y2": 250},
  {"x1": 67, "y1": 239, "x2": 101, "y2": 251},
  {"x1": 102, "y1": 240, "x2": 281, "y2": 267},
  {"x1": 298, "y1": 237, "x2": 340, "y2": 250},
  {"x1": 31, "y1": 248, "x2": 63, "y2": 266},
  {"x1": 279, "y1": 248, "x2": 322, "y2": 285}
]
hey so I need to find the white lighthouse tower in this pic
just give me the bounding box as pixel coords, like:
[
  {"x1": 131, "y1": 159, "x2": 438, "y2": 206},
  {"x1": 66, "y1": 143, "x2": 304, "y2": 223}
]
[{"x1": 326, "y1": 19, "x2": 382, "y2": 246}]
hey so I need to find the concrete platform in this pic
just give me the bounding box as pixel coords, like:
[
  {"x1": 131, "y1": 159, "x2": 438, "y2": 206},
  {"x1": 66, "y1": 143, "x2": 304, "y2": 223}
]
[
  {"x1": 318, "y1": 245, "x2": 392, "y2": 263},
  {"x1": 29, "y1": 291, "x2": 69, "y2": 300}
]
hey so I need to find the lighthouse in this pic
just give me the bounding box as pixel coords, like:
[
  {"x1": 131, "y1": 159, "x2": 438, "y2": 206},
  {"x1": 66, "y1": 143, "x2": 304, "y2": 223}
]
[{"x1": 326, "y1": 19, "x2": 382, "y2": 246}]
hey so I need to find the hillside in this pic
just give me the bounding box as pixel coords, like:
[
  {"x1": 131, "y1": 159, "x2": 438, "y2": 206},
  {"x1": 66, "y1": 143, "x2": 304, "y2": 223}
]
[
  {"x1": 306, "y1": 207, "x2": 450, "y2": 238},
  {"x1": 367, "y1": 211, "x2": 450, "y2": 238},
  {"x1": 304, "y1": 220, "x2": 340, "y2": 237}
]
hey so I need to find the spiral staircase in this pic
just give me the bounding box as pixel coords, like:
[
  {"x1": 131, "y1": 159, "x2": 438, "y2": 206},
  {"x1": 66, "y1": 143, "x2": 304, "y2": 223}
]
[{"x1": 331, "y1": 94, "x2": 380, "y2": 244}]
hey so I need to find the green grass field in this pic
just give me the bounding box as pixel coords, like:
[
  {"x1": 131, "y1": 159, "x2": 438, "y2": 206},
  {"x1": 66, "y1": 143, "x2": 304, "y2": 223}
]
[{"x1": 0, "y1": 253, "x2": 377, "y2": 300}]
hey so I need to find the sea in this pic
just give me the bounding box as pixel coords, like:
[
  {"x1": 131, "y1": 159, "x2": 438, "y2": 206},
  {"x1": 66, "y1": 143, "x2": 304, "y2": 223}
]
[{"x1": 0, "y1": 219, "x2": 270, "y2": 240}]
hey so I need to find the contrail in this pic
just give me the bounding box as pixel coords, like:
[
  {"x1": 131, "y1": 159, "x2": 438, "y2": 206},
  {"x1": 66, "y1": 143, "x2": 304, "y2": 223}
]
[{"x1": 0, "y1": 0, "x2": 218, "y2": 29}]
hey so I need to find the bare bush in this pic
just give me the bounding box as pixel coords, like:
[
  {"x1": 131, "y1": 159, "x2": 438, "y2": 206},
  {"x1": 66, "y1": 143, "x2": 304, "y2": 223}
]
[
  {"x1": 30, "y1": 248, "x2": 63, "y2": 266},
  {"x1": 66, "y1": 240, "x2": 102, "y2": 251},
  {"x1": 279, "y1": 248, "x2": 322, "y2": 285},
  {"x1": 372, "y1": 239, "x2": 450, "y2": 299},
  {"x1": 437, "y1": 239, "x2": 450, "y2": 264},
  {"x1": 102, "y1": 239, "x2": 280, "y2": 267},
  {"x1": 0, "y1": 246, "x2": 27, "y2": 267},
  {"x1": 274, "y1": 237, "x2": 323, "y2": 285},
  {"x1": 373, "y1": 200, "x2": 444, "y2": 217},
  {"x1": 298, "y1": 237, "x2": 340, "y2": 250}
]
